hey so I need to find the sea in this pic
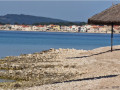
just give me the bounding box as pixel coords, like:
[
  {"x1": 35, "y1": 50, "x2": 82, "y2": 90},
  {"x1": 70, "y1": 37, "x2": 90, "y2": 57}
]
[{"x1": 0, "y1": 30, "x2": 120, "y2": 58}]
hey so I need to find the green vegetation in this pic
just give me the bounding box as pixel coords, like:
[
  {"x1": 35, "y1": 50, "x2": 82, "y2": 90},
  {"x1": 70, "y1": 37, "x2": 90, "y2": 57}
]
[
  {"x1": 0, "y1": 22, "x2": 5, "y2": 25},
  {"x1": 0, "y1": 21, "x2": 86, "y2": 26},
  {"x1": 32, "y1": 22, "x2": 87, "y2": 26}
]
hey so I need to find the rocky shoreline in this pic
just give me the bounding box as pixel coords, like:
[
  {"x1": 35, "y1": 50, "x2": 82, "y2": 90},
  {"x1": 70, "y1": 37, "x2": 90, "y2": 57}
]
[
  {"x1": 0, "y1": 46, "x2": 120, "y2": 89},
  {"x1": 0, "y1": 48, "x2": 87, "y2": 89}
]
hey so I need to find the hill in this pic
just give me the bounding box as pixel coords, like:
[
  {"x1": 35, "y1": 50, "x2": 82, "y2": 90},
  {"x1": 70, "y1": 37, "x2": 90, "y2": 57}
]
[{"x1": 0, "y1": 14, "x2": 69, "y2": 24}]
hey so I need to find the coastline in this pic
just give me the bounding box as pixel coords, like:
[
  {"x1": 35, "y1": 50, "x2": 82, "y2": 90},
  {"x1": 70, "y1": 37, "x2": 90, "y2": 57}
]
[
  {"x1": 0, "y1": 29, "x2": 118, "y2": 34},
  {"x1": 0, "y1": 45, "x2": 120, "y2": 89}
]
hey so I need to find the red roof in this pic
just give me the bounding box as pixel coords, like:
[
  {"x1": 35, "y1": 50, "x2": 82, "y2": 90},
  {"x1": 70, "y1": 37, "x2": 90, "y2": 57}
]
[
  {"x1": 37, "y1": 25, "x2": 44, "y2": 27},
  {"x1": 21, "y1": 25, "x2": 29, "y2": 28}
]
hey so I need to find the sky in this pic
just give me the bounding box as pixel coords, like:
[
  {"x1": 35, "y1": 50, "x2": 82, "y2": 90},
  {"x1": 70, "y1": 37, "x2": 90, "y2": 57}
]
[{"x1": 0, "y1": 1, "x2": 120, "y2": 22}]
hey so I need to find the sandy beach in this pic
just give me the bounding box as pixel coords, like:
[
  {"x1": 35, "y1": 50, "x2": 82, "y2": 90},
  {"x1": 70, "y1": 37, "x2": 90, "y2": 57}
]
[{"x1": 0, "y1": 45, "x2": 120, "y2": 89}]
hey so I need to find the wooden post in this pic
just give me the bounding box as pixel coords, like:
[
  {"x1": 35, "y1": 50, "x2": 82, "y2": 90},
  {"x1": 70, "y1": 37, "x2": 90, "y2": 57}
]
[{"x1": 111, "y1": 23, "x2": 114, "y2": 52}]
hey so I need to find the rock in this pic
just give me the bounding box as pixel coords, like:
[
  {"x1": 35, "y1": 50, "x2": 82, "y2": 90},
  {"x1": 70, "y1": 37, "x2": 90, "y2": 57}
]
[
  {"x1": 9, "y1": 70, "x2": 14, "y2": 74},
  {"x1": 14, "y1": 83, "x2": 21, "y2": 88}
]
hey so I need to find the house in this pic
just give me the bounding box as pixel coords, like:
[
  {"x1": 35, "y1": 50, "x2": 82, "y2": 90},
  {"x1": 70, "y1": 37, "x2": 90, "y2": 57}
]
[
  {"x1": 11, "y1": 25, "x2": 23, "y2": 30},
  {"x1": 21, "y1": 25, "x2": 32, "y2": 31},
  {"x1": 53, "y1": 25, "x2": 60, "y2": 31},
  {"x1": 66, "y1": 26, "x2": 72, "y2": 31},
  {"x1": 88, "y1": 25, "x2": 99, "y2": 33},
  {"x1": 32, "y1": 26, "x2": 38, "y2": 31},
  {"x1": 37, "y1": 25, "x2": 47, "y2": 31},
  {"x1": 60, "y1": 26, "x2": 68, "y2": 31},
  {"x1": 0, "y1": 25, "x2": 4, "y2": 30},
  {"x1": 80, "y1": 26, "x2": 87, "y2": 32},
  {"x1": 71, "y1": 25, "x2": 79, "y2": 32}
]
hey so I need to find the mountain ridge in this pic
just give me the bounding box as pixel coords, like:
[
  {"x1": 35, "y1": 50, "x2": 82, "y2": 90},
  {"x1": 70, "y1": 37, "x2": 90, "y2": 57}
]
[{"x1": 0, "y1": 14, "x2": 69, "y2": 24}]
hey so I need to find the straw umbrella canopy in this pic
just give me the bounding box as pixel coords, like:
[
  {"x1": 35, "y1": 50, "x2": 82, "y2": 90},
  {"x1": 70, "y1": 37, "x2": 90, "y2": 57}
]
[{"x1": 88, "y1": 4, "x2": 120, "y2": 52}]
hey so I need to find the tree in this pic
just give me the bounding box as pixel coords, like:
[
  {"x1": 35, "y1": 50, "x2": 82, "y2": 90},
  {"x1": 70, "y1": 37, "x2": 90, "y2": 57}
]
[
  {"x1": 0, "y1": 22, "x2": 5, "y2": 25},
  {"x1": 14, "y1": 22, "x2": 19, "y2": 25}
]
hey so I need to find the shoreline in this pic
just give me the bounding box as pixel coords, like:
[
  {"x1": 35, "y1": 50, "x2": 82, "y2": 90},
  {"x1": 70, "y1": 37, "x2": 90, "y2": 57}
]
[
  {"x1": 0, "y1": 45, "x2": 120, "y2": 89},
  {"x1": 0, "y1": 29, "x2": 119, "y2": 34}
]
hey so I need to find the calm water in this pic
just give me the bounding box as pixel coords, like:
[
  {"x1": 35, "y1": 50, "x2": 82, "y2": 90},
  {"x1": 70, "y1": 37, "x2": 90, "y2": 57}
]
[
  {"x1": 0, "y1": 70, "x2": 15, "y2": 82},
  {"x1": 0, "y1": 30, "x2": 120, "y2": 58},
  {"x1": 0, "y1": 79, "x2": 15, "y2": 82}
]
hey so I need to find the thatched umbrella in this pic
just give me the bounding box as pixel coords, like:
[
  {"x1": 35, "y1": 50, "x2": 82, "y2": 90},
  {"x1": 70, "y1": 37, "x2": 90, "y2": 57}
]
[{"x1": 88, "y1": 4, "x2": 120, "y2": 52}]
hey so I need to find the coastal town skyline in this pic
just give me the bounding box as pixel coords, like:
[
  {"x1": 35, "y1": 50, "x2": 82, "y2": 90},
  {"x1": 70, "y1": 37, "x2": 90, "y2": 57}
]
[
  {"x1": 1, "y1": 24, "x2": 120, "y2": 34},
  {"x1": 0, "y1": 1, "x2": 120, "y2": 22}
]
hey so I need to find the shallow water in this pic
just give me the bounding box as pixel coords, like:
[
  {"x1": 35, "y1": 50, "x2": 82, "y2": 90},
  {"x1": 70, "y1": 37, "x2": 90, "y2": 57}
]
[
  {"x1": 0, "y1": 70, "x2": 15, "y2": 82},
  {"x1": 0, "y1": 30, "x2": 120, "y2": 58},
  {"x1": 0, "y1": 79, "x2": 15, "y2": 82},
  {"x1": 0, "y1": 70, "x2": 7, "y2": 72}
]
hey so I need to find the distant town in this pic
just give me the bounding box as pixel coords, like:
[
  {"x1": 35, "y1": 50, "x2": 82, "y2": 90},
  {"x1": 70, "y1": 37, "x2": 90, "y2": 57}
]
[{"x1": 0, "y1": 24, "x2": 120, "y2": 33}]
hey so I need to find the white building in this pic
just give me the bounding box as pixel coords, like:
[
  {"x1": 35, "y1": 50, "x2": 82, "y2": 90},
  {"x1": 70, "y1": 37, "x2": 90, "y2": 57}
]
[
  {"x1": 80, "y1": 25, "x2": 92, "y2": 32},
  {"x1": 37, "y1": 25, "x2": 47, "y2": 31},
  {"x1": 71, "y1": 25, "x2": 79, "y2": 32}
]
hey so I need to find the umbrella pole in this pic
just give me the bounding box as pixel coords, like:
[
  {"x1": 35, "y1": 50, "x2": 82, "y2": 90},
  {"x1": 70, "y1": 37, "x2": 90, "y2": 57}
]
[{"x1": 111, "y1": 24, "x2": 114, "y2": 52}]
